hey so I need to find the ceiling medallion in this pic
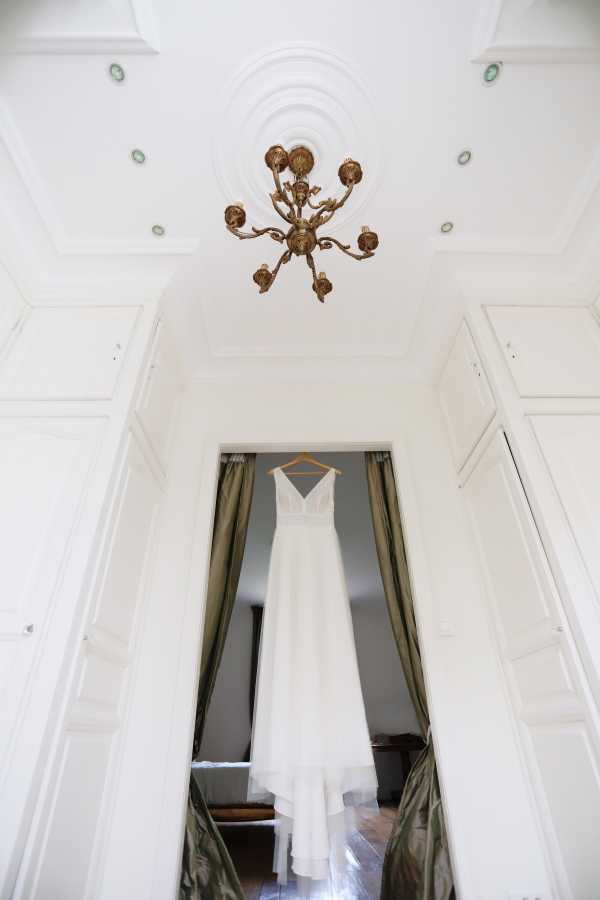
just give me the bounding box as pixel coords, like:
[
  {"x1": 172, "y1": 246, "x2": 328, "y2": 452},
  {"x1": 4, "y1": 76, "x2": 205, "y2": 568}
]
[{"x1": 224, "y1": 144, "x2": 379, "y2": 303}]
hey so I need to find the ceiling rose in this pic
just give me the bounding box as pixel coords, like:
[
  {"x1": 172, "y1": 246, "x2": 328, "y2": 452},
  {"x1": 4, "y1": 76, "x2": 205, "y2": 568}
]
[
  {"x1": 212, "y1": 44, "x2": 381, "y2": 236},
  {"x1": 224, "y1": 144, "x2": 379, "y2": 303}
]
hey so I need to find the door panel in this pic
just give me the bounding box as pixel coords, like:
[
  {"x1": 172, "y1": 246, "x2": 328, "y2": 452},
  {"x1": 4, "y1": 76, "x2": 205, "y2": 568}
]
[
  {"x1": 134, "y1": 322, "x2": 181, "y2": 471},
  {"x1": 0, "y1": 306, "x2": 139, "y2": 400},
  {"x1": 530, "y1": 415, "x2": 600, "y2": 610},
  {"x1": 0, "y1": 419, "x2": 100, "y2": 778},
  {"x1": 487, "y1": 306, "x2": 600, "y2": 398},
  {"x1": 439, "y1": 322, "x2": 496, "y2": 469},
  {"x1": 23, "y1": 432, "x2": 162, "y2": 900},
  {"x1": 530, "y1": 725, "x2": 600, "y2": 899},
  {"x1": 464, "y1": 432, "x2": 600, "y2": 900}
]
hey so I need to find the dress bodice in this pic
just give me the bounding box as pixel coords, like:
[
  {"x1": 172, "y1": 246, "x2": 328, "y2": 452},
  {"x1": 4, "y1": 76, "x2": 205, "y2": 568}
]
[{"x1": 274, "y1": 467, "x2": 335, "y2": 527}]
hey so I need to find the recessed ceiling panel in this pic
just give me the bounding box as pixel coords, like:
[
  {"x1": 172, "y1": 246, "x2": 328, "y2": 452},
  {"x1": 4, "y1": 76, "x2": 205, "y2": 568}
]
[
  {"x1": 475, "y1": 0, "x2": 600, "y2": 60},
  {"x1": 0, "y1": 1, "x2": 153, "y2": 52}
]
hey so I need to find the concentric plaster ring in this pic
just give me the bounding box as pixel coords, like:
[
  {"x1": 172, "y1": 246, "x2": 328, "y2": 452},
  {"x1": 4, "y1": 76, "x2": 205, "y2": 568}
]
[{"x1": 212, "y1": 43, "x2": 381, "y2": 235}]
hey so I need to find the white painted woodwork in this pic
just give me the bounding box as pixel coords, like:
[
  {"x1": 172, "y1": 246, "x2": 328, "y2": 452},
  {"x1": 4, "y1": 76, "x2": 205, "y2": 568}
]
[
  {"x1": 530, "y1": 415, "x2": 600, "y2": 614},
  {"x1": 22, "y1": 431, "x2": 162, "y2": 900},
  {"x1": 0, "y1": 419, "x2": 100, "y2": 784},
  {"x1": 463, "y1": 430, "x2": 600, "y2": 900},
  {"x1": 0, "y1": 306, "x2": 139, "y2": 400},
  {"x1": 438, "y1": 322, "x2": 496, "y2": 469},
  {"x1": 101, "y1": 383, "x2": 554, "y2": 900},
  {"x1": 134, "y1": 323, "x2": 181, "y2": 470},
  {"x1": 0, "y1": 264, "x2": 26, "y2": 356},
  {"x1": 487, "y1": 306, "x2": 600, "y2": 398}
]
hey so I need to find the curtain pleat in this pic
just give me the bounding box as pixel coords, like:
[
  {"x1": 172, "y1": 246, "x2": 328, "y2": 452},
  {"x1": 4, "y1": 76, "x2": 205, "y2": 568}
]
[
  {"x1": 365, "y1": 451, "x2": 454, "y2": 900},
  {"x1": 179, "y1": 453, "x2": 256, "y2": 900}
]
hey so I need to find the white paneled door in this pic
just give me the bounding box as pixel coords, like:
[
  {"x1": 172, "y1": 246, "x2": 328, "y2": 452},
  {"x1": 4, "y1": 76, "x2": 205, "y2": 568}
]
[
  {"x1": 486, "y1": 306, "x2": 600, "y2": 398},
  {"x1": 530, "y1": 415, "x2": 600, "y2": 610},
  {"x1": 0, "y1": 420, "x2": 98, "y2": 764},
  {"x1": 439, "y1": 322, "x2": 496, "y2": 469},
  {"x1": 0, "y1": 306, "x2": 139, "y2": 400},
  {"x1": 463, "y1": 431, "x2": 600, "y2": 900},
  {"x1": 15, "y1": 431, "x2": 162, "y2": 900}
]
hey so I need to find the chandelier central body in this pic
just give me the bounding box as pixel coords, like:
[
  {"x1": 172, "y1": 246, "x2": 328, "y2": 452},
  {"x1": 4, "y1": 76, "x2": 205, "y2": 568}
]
[{"x1": 224, "y1": 144, "x2": 379, "y2": 303}]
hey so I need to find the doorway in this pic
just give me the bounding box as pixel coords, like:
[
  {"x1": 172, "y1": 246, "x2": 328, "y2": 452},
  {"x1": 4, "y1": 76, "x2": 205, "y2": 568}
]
[{"x1": 193, "y1": 451, "x2": 424, "y2": 898}]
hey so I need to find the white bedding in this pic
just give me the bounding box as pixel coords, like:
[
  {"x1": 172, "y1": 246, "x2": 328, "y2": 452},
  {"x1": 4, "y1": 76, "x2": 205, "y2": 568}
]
[{"x1": 191, "y1": 761, "x2": 257, "y2": 806}]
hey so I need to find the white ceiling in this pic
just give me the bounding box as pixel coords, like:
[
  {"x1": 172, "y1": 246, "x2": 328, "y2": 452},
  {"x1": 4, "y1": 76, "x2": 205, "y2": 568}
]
[{"x1": 0, "y1": 0, "x2": 600, "y2": 382}]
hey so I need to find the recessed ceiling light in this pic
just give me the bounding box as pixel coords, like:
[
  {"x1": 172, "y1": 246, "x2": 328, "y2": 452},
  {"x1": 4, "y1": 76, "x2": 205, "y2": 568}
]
[
  {"x1": 457, "y1": 149, "x2": 472, "y2": 166},
  {"x1": 131, "y1": 149, "x2": 146, "y2": 165},
  {"x1": 483, "y1": 62, "x2": 502, "y2": 84},
  {"x1": 152, "y1": 224, "x2": 165, "y2": 237},
  {"x1": 108, "y1": 62, "x2": 125, "y2": 83},
  {"x1": 440, "y1": 222, "x2": 454, "y2": 234}
]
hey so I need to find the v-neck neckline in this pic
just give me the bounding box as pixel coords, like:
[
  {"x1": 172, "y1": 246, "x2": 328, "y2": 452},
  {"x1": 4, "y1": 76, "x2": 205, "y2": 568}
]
[{"x1": 277, "y1": 466, "x2": 333, "y2": 504}]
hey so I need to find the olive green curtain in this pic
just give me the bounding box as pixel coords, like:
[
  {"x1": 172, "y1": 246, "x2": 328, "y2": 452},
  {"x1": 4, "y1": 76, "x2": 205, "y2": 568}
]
[
  {"x1": 179, "y1": 453, "x2": 256, "y2": 900},
  {"x1": 364, "y1": 451, "x2": 454, "y2": 900}
]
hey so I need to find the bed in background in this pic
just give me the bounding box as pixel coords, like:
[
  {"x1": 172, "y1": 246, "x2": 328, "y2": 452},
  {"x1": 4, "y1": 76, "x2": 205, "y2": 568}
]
[{"x1": 191, "y1": 761, "x2": 274, "y2": 822}]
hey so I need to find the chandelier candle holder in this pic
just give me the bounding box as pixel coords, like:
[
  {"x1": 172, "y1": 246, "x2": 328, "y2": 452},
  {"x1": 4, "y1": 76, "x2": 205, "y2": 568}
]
[{"x1": 224, "y1": 144, "x2": 379, "y2": 303}]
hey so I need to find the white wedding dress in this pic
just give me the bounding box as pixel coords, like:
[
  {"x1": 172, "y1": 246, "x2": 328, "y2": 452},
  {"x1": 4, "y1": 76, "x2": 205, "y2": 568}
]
[{"x1": 248, "y1": 466, "x2": 378, "y2": 895}]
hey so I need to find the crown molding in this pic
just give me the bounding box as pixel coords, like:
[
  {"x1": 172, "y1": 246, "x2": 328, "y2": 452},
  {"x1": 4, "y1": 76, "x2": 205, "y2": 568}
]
[
  {"x1": 191, "y1": 356, "x2": 425, "y2": 386},
  {"x1": 0, "y1": 1, "x2": 159, "y2": 54},
  {"x1": 211, "y1": 341, "x2": 408, "y2": 359},
  {"x1": 471, "y1": 0, "x2": 600, "y2": 63}
]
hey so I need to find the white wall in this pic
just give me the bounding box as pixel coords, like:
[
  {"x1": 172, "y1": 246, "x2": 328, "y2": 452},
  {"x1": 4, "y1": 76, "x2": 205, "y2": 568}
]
[
  {"x1": 200, "y1": 606, "x2": 253, "y2": 762},
  {"x1": 100, "y1": 380, "x2": 552, "y2": 900},
  {"x1": 353, "y1": 604, "x2": 419, "y2": 736}
]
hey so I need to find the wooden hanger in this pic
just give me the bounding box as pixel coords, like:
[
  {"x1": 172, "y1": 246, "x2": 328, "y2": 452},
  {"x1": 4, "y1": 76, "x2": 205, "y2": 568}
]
[{"x1": 267, "y1": 451, "x2": 342, "y2": 477}]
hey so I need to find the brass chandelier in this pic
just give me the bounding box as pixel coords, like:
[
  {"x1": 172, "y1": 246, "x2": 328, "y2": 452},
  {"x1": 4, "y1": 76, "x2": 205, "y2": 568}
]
[{"x1": 224, "y1": 144, "x2": 379, "y2": 303}]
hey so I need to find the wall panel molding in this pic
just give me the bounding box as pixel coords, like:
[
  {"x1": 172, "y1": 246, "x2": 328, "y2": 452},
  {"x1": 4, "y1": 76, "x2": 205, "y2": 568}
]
[{"x1": 0, "y1": 101, "x2": 197, "y2": 257}]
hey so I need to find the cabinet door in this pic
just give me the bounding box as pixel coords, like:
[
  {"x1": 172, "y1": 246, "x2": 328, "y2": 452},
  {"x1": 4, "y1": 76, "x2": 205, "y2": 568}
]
[
  {"x1": 0, "y1": 419, "x2": 100, "y2": 780},
  {"x1": 439, "y1": 322, "x2": 496, "y2": 469},
  {"x1": 134, "y1": 323, "x2": 181, "y2": 470},
  {"x1": 463, "y1": 432, "x2": 600, "y2": 900},
  {"x1": 530, "y1": 415, "x2": 600, "y2": 609},
  {"x1": 20, "y1": 433, "x2": 162, "y2": 900},
  {"x1": 487, "y1": 306, "x2": 600, "y2": 398},
  {"x1": 0, "y1": 306, "x2": 139, "y2": 400}
]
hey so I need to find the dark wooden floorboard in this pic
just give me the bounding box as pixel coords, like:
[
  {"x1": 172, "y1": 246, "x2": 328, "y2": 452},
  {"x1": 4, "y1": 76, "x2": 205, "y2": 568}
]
[{"x1": 221, "y1": 805, "x2": 396, "y2": 899}]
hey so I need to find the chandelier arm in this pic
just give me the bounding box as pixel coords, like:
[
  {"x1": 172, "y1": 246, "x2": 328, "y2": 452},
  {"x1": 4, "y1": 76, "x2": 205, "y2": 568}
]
[
  {"x1": 227, "y1": 225, "x2": 286, "y2": 242},
  {"x1": 270, "y1": 248, "x2": 293, "y2": 284},
  {"x1": 270, "y1": 193, "x2": 296, "y2": 225},
  {"x1": 270, "y1": 166, "x2": 296, "y2": 216},
  {"x1": 307, "y1": 195, "x2": 335, "y2": 212},
  {"x1": 312, "y1": 183, "x2": 355, "y2": 228},
  {"x1": 305, "y1": 252, "x2": 324, "y2": 303},
  {"x1": 317, "y1": 235, "x2": 374, "y2": 261}
]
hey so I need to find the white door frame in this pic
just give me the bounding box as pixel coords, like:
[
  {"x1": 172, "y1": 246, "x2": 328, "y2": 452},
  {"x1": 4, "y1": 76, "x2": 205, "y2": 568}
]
[{"x1": 150, "y1": 429, "x2": 464, "y2": 900}]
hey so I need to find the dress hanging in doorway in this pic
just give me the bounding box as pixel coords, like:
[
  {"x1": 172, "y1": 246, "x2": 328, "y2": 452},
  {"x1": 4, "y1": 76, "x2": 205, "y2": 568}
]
[{"x1": 249, "y1": 467, "x2": 378, "y2": 894}]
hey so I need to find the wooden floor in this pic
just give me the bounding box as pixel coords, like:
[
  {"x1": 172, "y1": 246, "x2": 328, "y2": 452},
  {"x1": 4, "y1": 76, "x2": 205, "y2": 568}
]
[{"x1": 221, "y1": 803, "x2": 397, "y2": 899}]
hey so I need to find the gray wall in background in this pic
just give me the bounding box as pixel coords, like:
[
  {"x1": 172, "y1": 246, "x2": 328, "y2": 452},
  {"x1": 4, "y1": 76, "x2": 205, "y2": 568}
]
[{"x1": 200, "y1": 452, "x2": 419, "y2": 797}]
